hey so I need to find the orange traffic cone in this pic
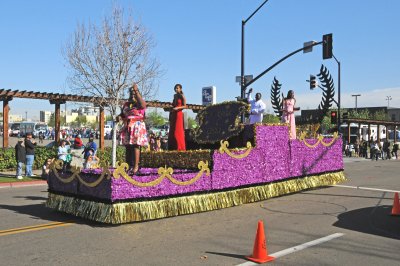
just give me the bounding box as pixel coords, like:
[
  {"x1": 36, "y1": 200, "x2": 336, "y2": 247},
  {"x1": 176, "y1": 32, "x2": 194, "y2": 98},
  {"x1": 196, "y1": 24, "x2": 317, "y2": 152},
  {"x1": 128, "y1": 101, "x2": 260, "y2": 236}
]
[
  {"x1": 246, "y1": 220, "x2": 275, "y2": 263},
  {"x1": 391, "y1": 192, "x2": 400, "y2": 216}
]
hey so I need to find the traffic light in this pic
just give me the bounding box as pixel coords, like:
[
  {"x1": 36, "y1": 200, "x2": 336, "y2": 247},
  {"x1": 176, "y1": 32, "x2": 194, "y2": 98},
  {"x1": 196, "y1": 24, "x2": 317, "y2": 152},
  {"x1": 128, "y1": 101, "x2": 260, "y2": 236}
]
[
  {"x1": 342, "y1": 112, "x2": 348, "y2": 120},
  {"x1": 322, "y1": 33, "x2": 333, "y2": 59},
  {"x1": 310, "y1": 75, "x2": 317, "y2": 89},
  {"x1": 330, "y1": 111, "x2": 337, "y2": 124}
]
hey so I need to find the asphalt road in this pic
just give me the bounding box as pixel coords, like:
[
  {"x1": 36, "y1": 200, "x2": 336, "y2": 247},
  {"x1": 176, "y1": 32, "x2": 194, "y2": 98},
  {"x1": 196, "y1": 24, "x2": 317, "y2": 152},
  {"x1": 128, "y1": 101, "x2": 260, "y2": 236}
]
[{"x1": 0, "y1": 158, "x2": 399, "y2": 265}]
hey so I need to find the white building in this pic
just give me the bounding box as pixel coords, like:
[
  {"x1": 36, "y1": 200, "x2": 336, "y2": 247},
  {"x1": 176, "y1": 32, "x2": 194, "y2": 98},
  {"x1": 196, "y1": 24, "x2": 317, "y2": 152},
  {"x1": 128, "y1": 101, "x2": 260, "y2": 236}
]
[
  {"x1": 40, "y1": 111, "x2": 52, "y2": 123},
  {"x1": 9, "y1": 114, "x2": 23, "y2": 122}
]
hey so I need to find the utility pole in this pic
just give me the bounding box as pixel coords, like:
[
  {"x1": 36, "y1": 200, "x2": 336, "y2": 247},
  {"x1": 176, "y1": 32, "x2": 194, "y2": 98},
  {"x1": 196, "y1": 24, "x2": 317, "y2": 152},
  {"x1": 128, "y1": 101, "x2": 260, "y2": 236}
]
[
  {"x1": 351, "y1": 94, "x2": 361, "y2": 112},
  {"x1": 386, "y1": 96, "x2": 392, "y2": 108}
]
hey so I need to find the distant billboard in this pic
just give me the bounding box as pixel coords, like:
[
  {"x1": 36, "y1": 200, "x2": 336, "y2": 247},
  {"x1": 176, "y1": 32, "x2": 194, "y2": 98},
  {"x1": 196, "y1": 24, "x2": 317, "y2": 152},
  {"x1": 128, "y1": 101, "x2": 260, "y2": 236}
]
[{"x1": 202, "y1": 86, "x2": 216, "y2": 106}]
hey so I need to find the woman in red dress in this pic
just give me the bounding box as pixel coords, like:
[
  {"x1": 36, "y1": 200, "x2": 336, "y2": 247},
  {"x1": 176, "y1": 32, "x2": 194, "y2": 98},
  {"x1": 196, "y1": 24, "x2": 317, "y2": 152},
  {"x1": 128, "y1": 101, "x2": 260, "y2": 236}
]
[{"x1": 168, "y1": 84, "x2": 187, "y2": 150}]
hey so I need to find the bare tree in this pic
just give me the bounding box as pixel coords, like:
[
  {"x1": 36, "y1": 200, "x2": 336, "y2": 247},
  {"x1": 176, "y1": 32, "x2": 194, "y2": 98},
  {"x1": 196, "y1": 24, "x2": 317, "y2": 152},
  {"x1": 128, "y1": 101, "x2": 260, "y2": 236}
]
[{"x1": 63, "y1": 6, "x2": 161, "y2": 166}]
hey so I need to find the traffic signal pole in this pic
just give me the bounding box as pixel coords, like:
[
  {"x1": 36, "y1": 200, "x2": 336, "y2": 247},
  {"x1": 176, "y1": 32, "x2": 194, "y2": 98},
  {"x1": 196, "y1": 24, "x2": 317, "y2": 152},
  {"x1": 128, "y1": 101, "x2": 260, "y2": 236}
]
[
  {"x1": 245, "y1": 41, "x2": 323, "y2": 88},
  {"x1": 333, "y1": 54, "x2": 341, "y2": 133},
  {"x1": 240, "y1": 0, "x2": 270, "y2": 123}
]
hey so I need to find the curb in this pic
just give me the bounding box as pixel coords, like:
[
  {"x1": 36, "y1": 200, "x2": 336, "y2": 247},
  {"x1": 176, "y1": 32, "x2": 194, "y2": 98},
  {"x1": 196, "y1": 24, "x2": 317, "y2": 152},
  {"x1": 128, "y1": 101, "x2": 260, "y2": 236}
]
[{"x1": 0, "y1": 180, "x2": 47, "y2": 188}]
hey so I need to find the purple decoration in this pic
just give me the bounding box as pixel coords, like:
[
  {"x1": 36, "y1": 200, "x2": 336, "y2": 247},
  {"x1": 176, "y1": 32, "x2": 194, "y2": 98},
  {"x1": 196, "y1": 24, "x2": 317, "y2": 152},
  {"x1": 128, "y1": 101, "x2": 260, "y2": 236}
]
[
  {"x1": 110, "y1": 168, "x2": 211, "y2": 201},
  {"x1": 47, "y1": 125, "x2": 343, "y2": 201}
]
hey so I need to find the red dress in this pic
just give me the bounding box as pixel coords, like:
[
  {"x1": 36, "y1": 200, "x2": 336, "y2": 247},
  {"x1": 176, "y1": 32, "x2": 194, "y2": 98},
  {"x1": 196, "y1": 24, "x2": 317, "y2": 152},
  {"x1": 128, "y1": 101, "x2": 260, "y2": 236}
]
[{"x1": 168, "y1": 98, "x2": 186, "y2": 150}]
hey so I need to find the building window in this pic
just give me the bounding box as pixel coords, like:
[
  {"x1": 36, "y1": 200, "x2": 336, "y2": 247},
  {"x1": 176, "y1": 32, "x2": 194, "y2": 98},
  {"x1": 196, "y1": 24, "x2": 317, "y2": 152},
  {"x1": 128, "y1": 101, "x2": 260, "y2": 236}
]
[{"x1": 392, "y1": 114, "x2": 396, "y2": 121}]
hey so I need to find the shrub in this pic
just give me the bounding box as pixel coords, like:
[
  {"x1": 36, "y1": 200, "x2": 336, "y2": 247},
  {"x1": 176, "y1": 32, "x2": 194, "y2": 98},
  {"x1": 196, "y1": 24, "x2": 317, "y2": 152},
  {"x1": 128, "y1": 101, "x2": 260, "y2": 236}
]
[{"x1": 0, "y1": 147, "x2": 58, "y2": 171}]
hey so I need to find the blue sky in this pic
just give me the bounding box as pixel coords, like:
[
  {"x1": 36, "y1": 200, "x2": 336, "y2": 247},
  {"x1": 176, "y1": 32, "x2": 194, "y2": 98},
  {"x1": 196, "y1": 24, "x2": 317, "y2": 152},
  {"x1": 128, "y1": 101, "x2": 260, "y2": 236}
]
[{"x1": 1, "y1": 0, "x2": 399, "y2": 120}]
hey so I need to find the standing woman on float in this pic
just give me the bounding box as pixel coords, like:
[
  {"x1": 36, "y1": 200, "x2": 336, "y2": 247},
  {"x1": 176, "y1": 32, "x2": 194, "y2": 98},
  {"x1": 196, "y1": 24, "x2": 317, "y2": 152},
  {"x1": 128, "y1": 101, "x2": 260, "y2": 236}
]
[
  {"x1": 168, "y1": 83, "x2": 187, "y2": 150},
  {"x1": 118, "y1": 83, "x2": 148, "y2": 174},
  {"x1": 281, "y1": 90, "x2": 300, "y2": 140}
]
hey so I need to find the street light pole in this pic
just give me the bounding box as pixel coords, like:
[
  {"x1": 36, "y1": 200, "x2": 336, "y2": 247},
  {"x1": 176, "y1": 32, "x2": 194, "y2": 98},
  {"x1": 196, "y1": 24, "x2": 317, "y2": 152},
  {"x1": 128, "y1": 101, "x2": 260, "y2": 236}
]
[
  {"x1": 240, "y1": 0, "x2": 269, "y2": 123},
  {"x1": 352, "y1": 94, "x2": 361, "y2": 112},
  {"x1": 386, "y1": 96, "x2": 392, "y2": 108}
]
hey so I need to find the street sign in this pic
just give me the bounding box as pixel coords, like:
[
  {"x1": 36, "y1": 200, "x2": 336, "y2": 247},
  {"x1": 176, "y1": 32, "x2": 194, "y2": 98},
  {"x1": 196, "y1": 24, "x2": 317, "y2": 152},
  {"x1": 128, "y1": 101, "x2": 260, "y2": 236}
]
[
  {"x1": 303, "y1": 41, "x2": 316, "y2": 53},
  {"x1": 235, "y1": 75, "x2": 253, "y2": 83},
  {"x1": 202, "y1": 86, "x2": 217, "y2": 106}
]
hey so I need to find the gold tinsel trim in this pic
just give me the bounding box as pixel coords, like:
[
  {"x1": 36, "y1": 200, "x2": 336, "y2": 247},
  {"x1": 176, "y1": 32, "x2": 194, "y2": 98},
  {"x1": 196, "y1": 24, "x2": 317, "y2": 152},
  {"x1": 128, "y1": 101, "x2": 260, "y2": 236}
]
[
  {"x1": 298, "y1": 132, "x2": 339, "y2": 148},
  {"x1": 46, "y1": 171, "x2": 346, "y2": 224},
  {"x1": 218, "y1": 140, "x2": 253, "y2": 159}
]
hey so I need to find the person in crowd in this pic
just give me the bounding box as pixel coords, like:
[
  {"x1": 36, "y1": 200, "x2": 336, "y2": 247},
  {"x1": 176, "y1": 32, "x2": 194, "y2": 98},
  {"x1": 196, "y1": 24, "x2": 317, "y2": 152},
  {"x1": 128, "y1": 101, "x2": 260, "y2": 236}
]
[
  {"x1": 371, "y1": 140, "x2": 380, "y2": 161},
  {"x1": 155, "y1": 134, "x2": 162, "y2": 151},
  {"x1": 383, "y1": 139, "x2": 391, "y2": 160},
  {"x1": 362, "y1": 139, "x2": 368, "y2": 158},
  {"x1": 378, "y1": 140, "x2": 384, "y2": 159},
  {"x1": 246, "y1": 88, "x2": 266, "y2": 125},
  {"x1": 354, "y1": 139, "x2": 359, "y2": 157},
  {"x1": 149, "y1": 132, "x2": 156, "y2": 151},
  {"x1": 161, "y1": 137, "x2": 168, "y2": 150},
  {"x1": 38, "y1": 131, "x2": 44, "y2": 144},
  {"x1": 15, "y1": 138, "x2": 26, "y2": 180},
  {"x1": 281, "y1": 90, "x2": 300, "y2": 139},
  {"x1": 64, "y1": 135, "x2": 73, "y2": 146},
  {"x1": 392, "y1": 141, "x2": 399, "y2": 159},
  {"x1": 25, "y1": 133, "x2": 37, "y2": 177},
  {"x1": 348, "y1": 143, "x2": 354, "y2": 157},
  {"x1": 58, "y1": 140, "x2": 71, "y2": 173},
  {"x1": 369, "y1": 137, "x2": 374, "y2": 159},
  {"x1": 168, "y1": 83, "x2": 187, "y2": 150},
  {"x1": 74, "y1": 134, "x2": 84, "y2": 149},
  {"x1": 117, "y1": 83, "x2": 148, "y2": 175},
  {"x1": 42, "y1": 158, "x2": 54, "y2": 180},
  {"x1": 344, "y1": 142, "x2": 349, "y2": 157},
  {"x1": 82, "y1": 136, "x2": 97, "y2": 160},
  {"x1": 84, "y1": 148, "x2": 100, "y2": 169}
]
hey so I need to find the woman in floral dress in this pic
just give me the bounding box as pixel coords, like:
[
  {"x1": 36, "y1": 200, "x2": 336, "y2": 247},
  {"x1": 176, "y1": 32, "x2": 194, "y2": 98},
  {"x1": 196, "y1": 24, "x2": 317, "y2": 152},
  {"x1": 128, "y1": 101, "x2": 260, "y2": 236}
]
[{"x1": 118, "y1": 83, "x2": 148, "y2": 174}]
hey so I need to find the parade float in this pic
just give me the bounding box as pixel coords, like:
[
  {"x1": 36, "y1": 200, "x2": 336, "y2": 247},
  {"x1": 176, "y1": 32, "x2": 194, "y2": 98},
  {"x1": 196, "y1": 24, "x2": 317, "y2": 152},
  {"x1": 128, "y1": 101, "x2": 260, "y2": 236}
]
[{"x1": 46, "y1": 100, "x2": 345, "y2": 224}]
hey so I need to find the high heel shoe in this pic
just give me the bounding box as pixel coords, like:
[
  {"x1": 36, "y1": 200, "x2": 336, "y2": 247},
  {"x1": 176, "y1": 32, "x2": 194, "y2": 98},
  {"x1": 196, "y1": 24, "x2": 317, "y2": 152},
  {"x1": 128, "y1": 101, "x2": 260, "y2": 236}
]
[
  {"x1": 132, "y1": 167, "x2": 139, "y2": 175},
  {"x1": 128, "y1": 167, "x2": 140, "y2": 176}
]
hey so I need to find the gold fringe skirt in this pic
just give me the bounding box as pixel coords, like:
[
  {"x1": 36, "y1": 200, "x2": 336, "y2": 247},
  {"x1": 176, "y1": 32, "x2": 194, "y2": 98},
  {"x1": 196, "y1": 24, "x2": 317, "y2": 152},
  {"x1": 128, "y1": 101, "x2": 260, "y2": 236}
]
[{"x1": 46, "y1": 171, "x2": 346, "y2": 224}]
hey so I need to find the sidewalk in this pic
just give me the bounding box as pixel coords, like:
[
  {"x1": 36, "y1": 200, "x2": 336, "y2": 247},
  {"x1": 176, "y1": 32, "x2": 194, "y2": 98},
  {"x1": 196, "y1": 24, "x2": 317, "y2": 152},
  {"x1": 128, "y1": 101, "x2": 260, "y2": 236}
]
[{"x1": 0, "y1": 169, "x2": 47, "y2": 188}]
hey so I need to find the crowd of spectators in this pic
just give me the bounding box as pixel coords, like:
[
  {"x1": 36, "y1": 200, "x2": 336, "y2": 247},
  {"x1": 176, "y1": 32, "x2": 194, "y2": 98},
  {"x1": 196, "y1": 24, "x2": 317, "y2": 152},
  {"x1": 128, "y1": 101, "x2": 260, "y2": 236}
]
[{"x1": 344, "y1": 137, "x2": 398, "y2": 160}]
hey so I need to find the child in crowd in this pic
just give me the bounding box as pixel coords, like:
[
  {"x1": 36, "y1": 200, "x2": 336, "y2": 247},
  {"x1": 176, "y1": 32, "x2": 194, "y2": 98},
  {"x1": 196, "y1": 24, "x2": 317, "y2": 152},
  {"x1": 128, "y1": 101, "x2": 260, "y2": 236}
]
[
  {"x1": 42, "y1": 158, "x2": 54, "y2": 180},
  {"x1": 85, "y1": 148, "x2": 100, "y2": 169}
]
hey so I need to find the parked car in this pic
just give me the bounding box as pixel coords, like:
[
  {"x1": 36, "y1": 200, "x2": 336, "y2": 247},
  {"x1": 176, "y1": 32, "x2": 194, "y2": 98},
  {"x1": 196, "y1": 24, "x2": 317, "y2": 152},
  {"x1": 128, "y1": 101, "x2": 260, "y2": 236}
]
[
  {"x1": 104, "y1": 125, "x2": 112, "y2": 136},
  {"x1": 10, "y1": 123, "x2": 20, "y2": 136}
]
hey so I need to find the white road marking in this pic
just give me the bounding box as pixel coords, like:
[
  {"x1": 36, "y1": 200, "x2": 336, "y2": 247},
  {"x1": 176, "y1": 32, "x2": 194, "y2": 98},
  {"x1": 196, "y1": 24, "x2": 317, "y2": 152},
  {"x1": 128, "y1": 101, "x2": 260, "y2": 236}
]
[
  {"x1": 333, "y1": 184, "x2": 400, "y2": 193},
  {"x1": 236, "y1": 233, "x2": 344, "y2": 266}
]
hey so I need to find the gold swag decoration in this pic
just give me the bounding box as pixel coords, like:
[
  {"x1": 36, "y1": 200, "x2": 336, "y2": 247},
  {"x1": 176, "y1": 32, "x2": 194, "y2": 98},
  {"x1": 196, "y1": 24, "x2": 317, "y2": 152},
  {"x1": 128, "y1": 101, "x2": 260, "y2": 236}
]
[
  {"x1": 219, "y1": 140, "x2": 253, "y2": 159},
  {"x1": 298, "y1": 132, "x2": 339, "y2": 148},
  {"x1": 51, "y1": 160, "x2": 111, "y2": 187},
  {"x1": 112, "y1": 160, "x2": 210, "y2": 187}
]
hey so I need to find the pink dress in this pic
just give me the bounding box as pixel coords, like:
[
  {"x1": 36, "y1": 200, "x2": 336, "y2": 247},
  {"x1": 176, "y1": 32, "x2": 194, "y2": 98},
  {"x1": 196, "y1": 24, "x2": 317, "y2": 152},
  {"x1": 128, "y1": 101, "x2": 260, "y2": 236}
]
[
  {"x1": 120, "y1": 102, "x2": 149, "y2": 146},
  {"x1": 281, "y1": 98, "x2": 296, "y2": 139}
]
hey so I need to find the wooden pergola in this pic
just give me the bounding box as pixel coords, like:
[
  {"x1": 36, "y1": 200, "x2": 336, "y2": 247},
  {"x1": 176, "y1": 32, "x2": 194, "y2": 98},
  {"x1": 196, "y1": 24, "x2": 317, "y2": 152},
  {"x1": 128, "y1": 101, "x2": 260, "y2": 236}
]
[
  {"x1": 0, "y1": 89, "x2": 205, "y2": 148},
  {"x1": 342, "y1": 118, "x2": 400, "y2": 143}
]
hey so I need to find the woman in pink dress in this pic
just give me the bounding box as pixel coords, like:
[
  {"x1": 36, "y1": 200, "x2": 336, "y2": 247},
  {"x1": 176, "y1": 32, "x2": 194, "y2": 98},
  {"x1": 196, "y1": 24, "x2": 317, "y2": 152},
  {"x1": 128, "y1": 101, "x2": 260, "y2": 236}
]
[
  {"x1": 118, "y1": 83, "x2": 148, "y2": 174},
  {"x1": 281, "y1": 90, "x2": 300, "y2": 139}
]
